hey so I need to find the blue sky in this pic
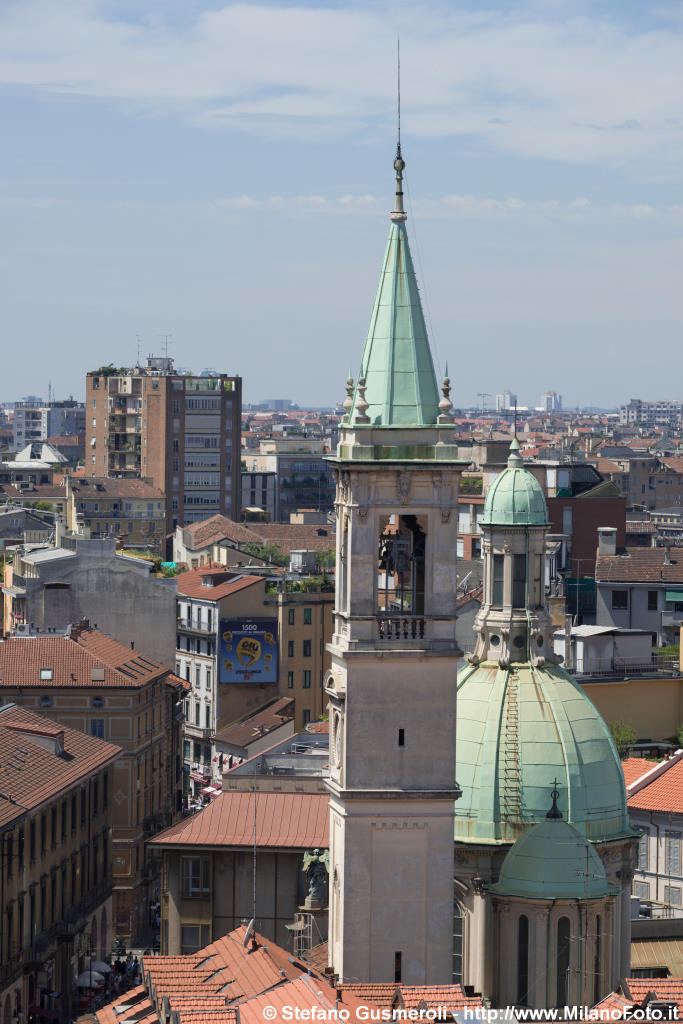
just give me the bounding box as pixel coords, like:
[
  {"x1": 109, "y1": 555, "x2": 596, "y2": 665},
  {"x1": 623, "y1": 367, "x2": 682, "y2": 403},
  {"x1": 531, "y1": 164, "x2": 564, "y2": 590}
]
[{"x1": 2, "y1": 0, "x2": 683, "y2": 410}]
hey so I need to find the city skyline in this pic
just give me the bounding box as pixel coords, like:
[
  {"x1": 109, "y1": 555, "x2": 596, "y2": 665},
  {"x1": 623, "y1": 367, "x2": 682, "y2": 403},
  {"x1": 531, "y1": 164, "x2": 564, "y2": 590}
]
[{"x1": 3, "y1": 1, "x2": 683, "y2": 407}]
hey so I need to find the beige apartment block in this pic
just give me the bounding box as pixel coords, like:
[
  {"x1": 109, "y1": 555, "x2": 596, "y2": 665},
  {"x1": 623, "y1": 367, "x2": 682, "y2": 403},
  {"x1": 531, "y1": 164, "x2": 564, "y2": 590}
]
[
  {"x1": 0, "y1": 704, "x2": 121, "y2": 1024},
  {"x1": 0, "y1": 627, "x2": 186, "y2": 943}
]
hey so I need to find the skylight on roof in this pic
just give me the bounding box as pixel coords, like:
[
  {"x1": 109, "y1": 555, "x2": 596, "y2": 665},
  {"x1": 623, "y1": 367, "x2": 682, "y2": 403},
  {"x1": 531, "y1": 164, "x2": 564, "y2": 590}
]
[{"x1": 39, "y1": 667, "x2": 53, "y2": 680}]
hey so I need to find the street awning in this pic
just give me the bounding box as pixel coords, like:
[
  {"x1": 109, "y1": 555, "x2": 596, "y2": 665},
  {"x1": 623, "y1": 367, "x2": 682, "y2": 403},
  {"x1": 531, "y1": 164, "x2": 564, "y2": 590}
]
[
  {"x1": 189, "y1": 770, "x2": 209, "y2": 783},
  {"x1": 665, "y1": 591, "x2": 683, "y2": 603}
]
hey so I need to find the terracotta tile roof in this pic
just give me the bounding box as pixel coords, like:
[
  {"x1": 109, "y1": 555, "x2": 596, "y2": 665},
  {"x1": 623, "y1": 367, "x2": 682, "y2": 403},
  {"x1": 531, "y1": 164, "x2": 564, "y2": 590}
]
[
  {"x1": 306, "y1": 720, "x2": 330, "y2": 734},
  {"x1": 0, "y1": 703, "x2": 121, "y2": 827},
  {"x1": 183, "y1": 515, "x2": 263, "y2": 549},
  {"x1": 626, "y1": 520, "x2": 657, "y2": 533},
  {"x1": 70, "y1": 477, "x2": 164, "y2": 499},
  {"x1": 339, "y1": 984, "x2": 398, "y2": 1008},
  {"x1": 149, "y1": 790, "x2": 329, "y2": 849},
  {"x1": 237, "y1": 976, "x2": 372, "y2": 1024},
  {"x1": 628, "y1": 757, "x2": 683, "y2": 814},
  {"x1": 303, "y1": 940, "x2": 329, "y2": 973},
  {"x1": 625, "y1": 978, "x2": 683, "y2": 1012},
  {"x1": 248, "y1": 524, "x2": 335, "y2": 556},
  {"x1": 214, "y1": 698, "x2": 295, "y2": 748},
  {"x1": 397, "y1": 985, "x2": 484, "y2": 1010},
  {"x1": 596, "y1": 548, "x2": 683, "y2": 584},
  {"x1": 622, "y1": 757, "x2": 657, "y2": 787},
  {"x1": 176, "y1": 567, "x2": 265, "y2": 601},
  {"x1": 0, "y1": 629, "x2": 177, "y2": 690}
]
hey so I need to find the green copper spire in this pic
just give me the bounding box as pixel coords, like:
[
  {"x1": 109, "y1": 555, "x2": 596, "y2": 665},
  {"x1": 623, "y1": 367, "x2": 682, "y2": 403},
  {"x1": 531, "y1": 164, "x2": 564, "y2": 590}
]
[{"x1": 350, "y1": 147, "x2": 441, "y2": 427}]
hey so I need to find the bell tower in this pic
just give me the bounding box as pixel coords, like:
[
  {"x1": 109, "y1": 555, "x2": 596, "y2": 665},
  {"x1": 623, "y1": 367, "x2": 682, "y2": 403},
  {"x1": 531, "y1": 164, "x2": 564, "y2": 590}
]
[{"x1": 325, "y1": 144, "x2": 468, "y2": 985}]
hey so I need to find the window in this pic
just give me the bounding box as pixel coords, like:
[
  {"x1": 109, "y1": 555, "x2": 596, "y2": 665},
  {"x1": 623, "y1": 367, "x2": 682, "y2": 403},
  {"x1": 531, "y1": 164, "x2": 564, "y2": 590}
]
[
  {"x1": 287, "y1": 671, "x2": 294, "y2": 689},
  {"x1": 638, "y1": 832, "x2": 649, "y2": 871},
  {"x1": 181, "y1": 925, "x2": 200, "y2": 954},
  {"x1": 288, "y1": 640, "x2": 294, "y2": 658},
  {"x1": 303, "y1": 639, "x2": 312, "y2": 657},
  {"x1": 30, "y1": 821, "x2": 36, "y2": 861},
  {"x1": 665, "y1": 831, "x2": 681, "y2": 875},
  {"x1": 40, "y1": 667, "x2": 53, "y2": 681},
  {"x1": 195, "y1": 666, "x2": 201, "y2": 688},
  {"x1": 556, "y1": 917, "x2": 571, "y2": 1007},
  {"x1": 665, "y1": 886, "x2": 682, "y2": 906},
  {"x1": 398, "y1": 728, "x2": 405, "y2": 747},
  {"x1": 594, "y1": 915, "x2": 602, "y2": 1008},
  {"x1": 452, "y1": 904, "x2": 463, "y2": 983},
  {"x1": 517, "y1": 915, "x2": 529, "y2": 1006},
  {"x1": 303, "y1": 608, "x2": 312, "y2": 625},
  {"x1": 90, "y1": 719, "x2": 105, "y2": 738},
  {"x1": 288, "y1": 609, "x2": 295, "y2": 625},
  {"x1": 181, "y1": 857, "x2": 210, "y2": 898},
  {"x1": 492, "y1": 554, "x2": 504, "y2": 607},
  {"x1": 394, "y1": 951, "x2": 402, "y2": 984},
  {"x1": 205, "y1": 704, "x2": 211, "y2": 729},
  {"x1": 303, "y1": 670, "x2": 312, "y2": 689},
  {"x1": 512, "y1": 553, "x2": 527, "y2": 608},
  {"x1": 648, "y1": 590, "x2": 658, "y2": 611},
  {"x1": 612, "y1": 590, "x2": 628, "y2": 611},
  {"x1": 302, "y1": 709, "x2": 311, "y2": 726}
]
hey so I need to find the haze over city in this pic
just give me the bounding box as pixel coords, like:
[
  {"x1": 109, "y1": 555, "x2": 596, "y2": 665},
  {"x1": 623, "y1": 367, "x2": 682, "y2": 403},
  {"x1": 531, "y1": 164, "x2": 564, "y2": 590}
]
[{"x1": 3, "y1": 0, "x2": 683, "y2": 407}]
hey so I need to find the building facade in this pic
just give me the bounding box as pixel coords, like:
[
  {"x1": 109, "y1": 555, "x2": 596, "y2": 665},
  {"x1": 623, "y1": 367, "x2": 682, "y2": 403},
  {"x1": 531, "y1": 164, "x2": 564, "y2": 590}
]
[
  {"x1": 66, "y1": 476, "x2": 166, "y2": 547},
  {"x1": 0, "y1": 627, "x2": 185, "y2": 943},
  {"x1": 0, "y1": 703, "x2": 121, "y2": 1024},
  {"x1": 13, "y1": 399, "x2": 85, "y2": 450},
  {"x1": 86, "y1": 358, "x2": 242, "y2": 532}
]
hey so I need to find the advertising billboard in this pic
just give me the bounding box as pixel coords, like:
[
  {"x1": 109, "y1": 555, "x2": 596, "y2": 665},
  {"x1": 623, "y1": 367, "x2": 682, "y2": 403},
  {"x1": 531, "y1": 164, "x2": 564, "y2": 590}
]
[{"x1": 219, "y1": 619, "x2": 278, "y2": 684}]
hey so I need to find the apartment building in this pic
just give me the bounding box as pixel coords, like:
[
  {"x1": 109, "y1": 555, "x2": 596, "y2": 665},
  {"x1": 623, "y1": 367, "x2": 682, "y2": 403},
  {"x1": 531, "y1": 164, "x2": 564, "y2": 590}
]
[
  {"x1": 86, "y1": 357, "x2": 241, "y2": 532},
  {"x1": 242, "y1": 438, "x2": 335, "y2": 521},
  {"x1": 620, "y1": 398, "x2": 683, "y2": 430},
  {"x1": 0, "y1": 703, "x2": 121, "y2": 1024},
  {"x1": 0, "y1": 627, "x2": 186, "y2": 942},
  {"x1": 176, "y1": 567, "x2": 334, "y2": 794},
  {"x1": 3, "y1": 530, "x2": 176, "y2": 666},
  {"x1": 66, "y1": 476, "x2": 166, "y2": 547},
  {"x1": 13, "y1": 399, "x2": 85, "y2": 450}
]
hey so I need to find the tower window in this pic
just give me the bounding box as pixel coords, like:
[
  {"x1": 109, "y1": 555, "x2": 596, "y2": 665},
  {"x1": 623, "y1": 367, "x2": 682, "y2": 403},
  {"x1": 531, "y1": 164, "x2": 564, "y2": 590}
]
[
  {"x1": 513, "y1": 553, "x2": 527, "y2": 607},
  {"x1": 556, "y1": 916, "x2": 571, "y2": 1007},
  {"x1": 394, "y1": 951, "x2": 402, "y2": 983},
  {"x1": 398, "y1": 728, "x2": 405, "y2": 747},
  {"x1": 517, "y1": 914, "x2": 529, "y2": 1005},
  {"x1": 492, "y1": 554, "x2": 504, "y2": 607}
]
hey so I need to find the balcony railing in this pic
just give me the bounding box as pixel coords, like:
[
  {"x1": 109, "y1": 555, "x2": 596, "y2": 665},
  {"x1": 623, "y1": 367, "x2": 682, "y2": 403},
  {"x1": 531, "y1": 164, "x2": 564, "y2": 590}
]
[
  {"x1": 573, "y1": 655, "x2": 680, "y2": 678},
  {"x1": 377, "y1": 615, "x2": 426, "y2": 641},
  {"x1": 177, "y1": 618, "x2": 214, "y2": 633}
]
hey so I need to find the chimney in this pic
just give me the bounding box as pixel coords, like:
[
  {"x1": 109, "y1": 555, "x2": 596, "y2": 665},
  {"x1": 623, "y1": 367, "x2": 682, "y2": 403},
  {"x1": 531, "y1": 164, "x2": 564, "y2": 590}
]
[
  {"x1": 597, "y1": 527, "x2": 617, "y2": 557},
  {"x1": 664, "y1": 545, "x2": 672, "y2": 566}
]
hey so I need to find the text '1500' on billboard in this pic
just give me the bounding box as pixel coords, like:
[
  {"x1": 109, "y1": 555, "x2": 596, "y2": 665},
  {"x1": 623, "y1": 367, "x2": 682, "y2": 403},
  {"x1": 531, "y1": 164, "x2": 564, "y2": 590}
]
[{"x1": 220, "y1": 620, "x2": 278, "y2": 684}]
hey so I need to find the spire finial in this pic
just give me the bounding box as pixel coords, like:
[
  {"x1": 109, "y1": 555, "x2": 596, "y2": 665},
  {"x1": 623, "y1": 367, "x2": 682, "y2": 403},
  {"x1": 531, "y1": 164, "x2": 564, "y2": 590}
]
[
  {"x1": 546, "y1": 779, "x2": 563, "y2": 820},
  {"x1": 438, "y1": 370, "x2": 454, "y2": 424},
  {"x1": 390, "y1": 37, "x2": 407, "y2": 224}
]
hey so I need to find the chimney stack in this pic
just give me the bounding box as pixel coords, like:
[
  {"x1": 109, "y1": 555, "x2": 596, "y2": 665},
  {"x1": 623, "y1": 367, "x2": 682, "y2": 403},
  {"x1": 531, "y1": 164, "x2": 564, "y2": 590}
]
[{"x1": 597, "y1": 527, "x2": 617, "y2": 557}]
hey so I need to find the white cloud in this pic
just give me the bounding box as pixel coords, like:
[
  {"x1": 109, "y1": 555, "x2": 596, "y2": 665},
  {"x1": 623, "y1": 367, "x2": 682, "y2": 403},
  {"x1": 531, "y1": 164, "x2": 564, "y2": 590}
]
[{"x1": 3, "y1": 2, "x2": 683, "y2": 173}]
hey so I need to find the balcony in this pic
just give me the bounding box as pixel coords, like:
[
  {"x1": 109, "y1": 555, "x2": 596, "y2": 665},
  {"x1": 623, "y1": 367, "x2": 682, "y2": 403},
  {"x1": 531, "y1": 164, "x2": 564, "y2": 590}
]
[
  {"x1": 573, "y1": 654, "x2": 680, "y2": 678},
  {"x1": 177, "y1": 618, "x2": 214, "y2": 634},
  {"x1": 377, "y1": 615, "x2": 426, "y2": 641}
]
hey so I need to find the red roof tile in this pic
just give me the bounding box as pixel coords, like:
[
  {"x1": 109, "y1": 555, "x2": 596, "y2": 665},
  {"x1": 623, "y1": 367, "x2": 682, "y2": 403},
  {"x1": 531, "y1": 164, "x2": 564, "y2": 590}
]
[
  {"x1": 149, "y1": 790, "x2": 329, "y2": 849},
  {"x1": 0, "y1": 703, "x2": 121, "y2": 827},
  {"x1": 70, "y1": 477, "x2": 164, "y2": 499},
  {"x1": 176, "y1": 568, "x2": 265, "y2": 602},
  {"x1": 596, "y1": 548, "x2": 683, "y2": 584},
  {"x1": 622, "y1": 757, "x2": 657, "y2": 787},
  {"x1": 628, "y1": 757, "x2": 683, "y2": 814},
  {"x1": 214, "y1": 698, "x2": 294, "y2": 748},
  {"x1": 183, "y1": 515, "x2": 264, "y2": 549},
  {"x1": 0, "y1": 629, "x2": 173, "y2": 689}
]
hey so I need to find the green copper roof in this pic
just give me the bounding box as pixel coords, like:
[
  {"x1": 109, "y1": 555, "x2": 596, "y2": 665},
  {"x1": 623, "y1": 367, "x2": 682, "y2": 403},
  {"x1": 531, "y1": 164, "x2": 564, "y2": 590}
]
[
  {"x1": 454, "y1": 660, "x2": 632, "y2": 845},
  {"x1": 489, "y1": 819, "x2": 609, "y2": 900},
  {"x1": 350, "y1": 221, "x2": 441, "y2": 427},
  {"x1": 480, "y1": 438, "x2": 549, "y2": 526}
]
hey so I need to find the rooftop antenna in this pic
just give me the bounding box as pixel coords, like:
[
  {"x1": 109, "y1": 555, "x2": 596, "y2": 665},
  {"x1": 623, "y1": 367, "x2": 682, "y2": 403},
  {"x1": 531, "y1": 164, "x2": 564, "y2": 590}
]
[
  {"x1": 159, "y1": 334, "x2": 172, "y2": 360},
  {"x1": 513, "y1": 399, "x2": 518, "y2": 439},
  {"x1": 48, "y1": 380, "x2": 53, "y2": 405},
  {"x1": 136, "y1": 334, "x2": 142, "y2": 366}
]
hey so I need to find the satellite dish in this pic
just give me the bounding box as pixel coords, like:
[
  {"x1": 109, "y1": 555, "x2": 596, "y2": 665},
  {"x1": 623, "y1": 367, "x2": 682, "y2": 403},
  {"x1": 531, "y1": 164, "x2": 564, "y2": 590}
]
[{"x1": 243, "y1": 919, "x2": 255, "y2": 947}]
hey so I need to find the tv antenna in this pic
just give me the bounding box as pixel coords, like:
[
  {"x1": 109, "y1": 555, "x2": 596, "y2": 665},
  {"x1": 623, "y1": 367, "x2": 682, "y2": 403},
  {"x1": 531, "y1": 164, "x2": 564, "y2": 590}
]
[
  {"x1": 477, "y1": 392, "x2": 490, "y2": 415},
  {"x1": 136, "y1": 334, "x2": 142, "y2": 366},
  {"x1": 159, "y1": 334, "x2": 172, "y2": 360}
]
